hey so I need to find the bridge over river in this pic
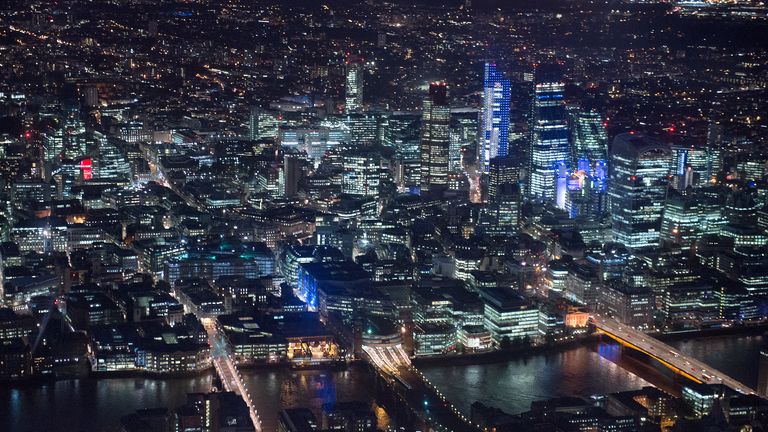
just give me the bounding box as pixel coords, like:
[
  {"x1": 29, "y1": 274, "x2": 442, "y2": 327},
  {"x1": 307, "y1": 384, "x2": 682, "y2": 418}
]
[{"x1": 591, "y1": 314, "x2": 756, "y2": 395}]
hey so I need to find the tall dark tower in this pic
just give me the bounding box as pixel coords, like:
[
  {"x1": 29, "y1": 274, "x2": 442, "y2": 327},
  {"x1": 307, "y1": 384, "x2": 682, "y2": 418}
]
[{"x1": 488, "y1": 155, "x2": 521, "y2": 202}]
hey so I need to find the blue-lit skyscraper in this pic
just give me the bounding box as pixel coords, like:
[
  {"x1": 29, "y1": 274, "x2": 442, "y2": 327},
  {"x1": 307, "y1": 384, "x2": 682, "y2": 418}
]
[
  {"x1": 528, "y1": 64, "x2": 570, "y2": 201},
  {"x1": 562, "y1": 110, "x2": 609, "y2": 217},
  {"x1": 480, "y1": 63, "x2": 511, "y2": 174}
]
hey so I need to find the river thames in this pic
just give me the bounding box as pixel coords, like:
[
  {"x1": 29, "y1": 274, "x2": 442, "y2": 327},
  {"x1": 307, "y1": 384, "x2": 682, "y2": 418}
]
[{"x1": 0, "y1": 334, "x2": 763, "y2": 432}]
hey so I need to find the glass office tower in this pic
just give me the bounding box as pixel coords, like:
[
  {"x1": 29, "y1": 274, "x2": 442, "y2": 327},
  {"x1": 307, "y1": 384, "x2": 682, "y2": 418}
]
[
  {"x1": 419, "y1": 82, "x2": 451, "y2": 193},
  {"x1": 480, "y1": 63, "x2": 511, "y2": 174},
  {"x1": 608, "y1": 132, "x2": 671, "y2": 251},
  {"x1": 528, "y1": 64, "x2": 570, "y2": 202},
  {"x1": 344, "y1": 55, "x2": 364, "y2": 114}
]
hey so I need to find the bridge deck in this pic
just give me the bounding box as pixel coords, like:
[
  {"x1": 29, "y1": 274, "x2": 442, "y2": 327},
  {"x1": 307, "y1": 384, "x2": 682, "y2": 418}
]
[
  {"x1": 203, "y1": 318, "x2": 263, "y2": 432},
  {"x1": 363, "y1": 344, "x2": 482, "y2": 432},
  {"x1": 591, "y1": 314, "x2": 755, "y2": 395}
]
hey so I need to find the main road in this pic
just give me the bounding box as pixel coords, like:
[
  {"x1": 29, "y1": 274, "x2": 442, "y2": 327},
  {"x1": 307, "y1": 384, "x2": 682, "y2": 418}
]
[{"x1": 591, "y1": 314, "x2": 756, "y2": 395}]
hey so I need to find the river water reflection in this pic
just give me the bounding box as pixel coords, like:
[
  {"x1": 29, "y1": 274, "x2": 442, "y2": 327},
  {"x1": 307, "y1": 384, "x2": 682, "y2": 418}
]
[
  {"x1": 0, "y1": 335, "x2": 762, "y2": 432},
  {"x1": 419, "y1": 335, "x2": 765, "y2": 416}
]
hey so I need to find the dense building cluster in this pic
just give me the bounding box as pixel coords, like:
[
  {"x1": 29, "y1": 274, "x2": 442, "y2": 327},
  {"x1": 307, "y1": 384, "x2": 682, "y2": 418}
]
[{"x1": 1, "y1": 0, "x2": 768, "y2": 430}]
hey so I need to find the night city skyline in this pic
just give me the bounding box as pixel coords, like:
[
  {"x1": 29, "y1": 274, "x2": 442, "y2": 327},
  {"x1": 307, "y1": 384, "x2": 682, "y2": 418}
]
[{"x1": 1, "y1": 0, "x2": 768, "y2": 431}]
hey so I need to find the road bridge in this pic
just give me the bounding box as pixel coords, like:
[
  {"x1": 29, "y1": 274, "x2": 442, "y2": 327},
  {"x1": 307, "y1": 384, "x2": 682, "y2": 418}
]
[
  {"x1": 591, "y1": 314, "x2": 755, "y2": 395},
  {"x1": 202, "y1": 318, "x2": 263, "y2": 431}
]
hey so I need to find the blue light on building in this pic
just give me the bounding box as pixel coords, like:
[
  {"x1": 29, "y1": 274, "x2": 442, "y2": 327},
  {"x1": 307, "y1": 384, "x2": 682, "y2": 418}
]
[{"x1": 480, "y1": 63, "x2": 511, "y2": 174}]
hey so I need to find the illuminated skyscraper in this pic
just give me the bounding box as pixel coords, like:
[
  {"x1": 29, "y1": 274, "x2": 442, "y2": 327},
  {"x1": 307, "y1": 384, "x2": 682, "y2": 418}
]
[
  {"x1": 450, "y1": 109, "x2": 478, "y2": 172},
  {"x1": 383, "y1": 113, "x2": 421, "y2": 190},
  {"x1": 571, "y1": 110, "x2": 608, "y2": 169},
  {"x1": 566, "y1": 110, "x2": 609, "y2": 218},
  {"x1": 608, "y1": 133, "x2": 671, "y2": 251},
  {"x1": 344, "y1": 55, "x2": 364, "y2": 114},
  {"x1": 60, "y1": 90, "x2": 87, "y2": 161},
  {"x1": 670, "y1": 144, "x2": 721, "y2": 189},
  {"x1": 92, "y1": 132, "x2": 131, "y2": 180},
  {"x1": 249, "y1": 107, "x2": 280, "y2": 141},
  {"x1": 420, "y1": 82, "x2": 450, "y2": 193},
  {"x1": 344, "y1": 112, "x2": 379, "y2": 146},
  {"x1": 480, "y1": 63, "x2": 511, "y2": 174},
  {"x1": 528, "y1": 64, "x2": 570, "y2": 201},
  {"x1": 342, "y1": 149, "x2": 384, "y2": 196}
]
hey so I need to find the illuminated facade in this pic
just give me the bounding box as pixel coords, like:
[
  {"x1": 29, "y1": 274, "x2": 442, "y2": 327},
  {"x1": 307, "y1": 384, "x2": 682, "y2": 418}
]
[
  {"x1": 419, "y1": 82, "x2": 451, "y2": 192},
  {"x1": 660, "y1": 189, "x2": 724, "y2": 249},
  {"x1": 528, "y1": 65, "x2": 570, "y2": 201},
  {"x1": 608, "y1": 133, "x2": 671, "y2": 251},
  {"x1": 249, "y1": 107, "x2": 280, "y2": 141},
  {"x1": 344, "y1": 55, "x2": 364, "y2": 114},
  {"x1": 341, "y1": 150, "x2": 385, "y2": 196},
  {"x1": 671, "y1": 145, "x2": 721, "y2": 189},
  {"x1": 571, "y1": 110, "x2": 608, "y2": 168},
  {"x1": 554, "y1": 111, "x2": 610, "y2": 218},
  {"x1": 344, "y1": 112, "x2": 379, "y2": 146},
  {"x1": 480, "y1": 63, "x2": 511, "y2": 174},
  {"x1": 488, "y1": 156, "x2": 521, "y2": 202},
  {"x1": 480, "y1": 287, "x2": 539, "y2": 346},
  {"x1": 450, "y1": 109, "x2": 478, "y2": 172}
]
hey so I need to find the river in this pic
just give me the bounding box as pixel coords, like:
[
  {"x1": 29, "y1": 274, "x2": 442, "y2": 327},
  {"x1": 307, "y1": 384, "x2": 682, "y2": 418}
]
[{"x1": 0, "y1": 334, "x2": 763, "y2": 432}]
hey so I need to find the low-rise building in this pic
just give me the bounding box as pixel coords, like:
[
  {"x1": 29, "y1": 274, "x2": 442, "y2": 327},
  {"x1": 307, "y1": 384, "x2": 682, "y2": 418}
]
[
  {"x1": 599, "y1": 284, "x2": 654, "y2": 328},
  {"x1": 479, "y1": 287, "x2": 539, "y2": 347}
]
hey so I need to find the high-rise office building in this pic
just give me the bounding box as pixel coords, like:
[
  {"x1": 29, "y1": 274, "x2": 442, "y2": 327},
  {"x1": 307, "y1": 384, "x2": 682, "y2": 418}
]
[
  {"x1": 571, "y1": 110, "x2": 608, "y2": 168},
  {"x1": 344, "y1": 55, "x2": 364, "y2": 114},
  {"x1": 450, "y1": 109, "x2": 478, "y2": 172},
  {"x1": 564, "y1": 111, "x2": 609, "y2": 218},
  {"x1": 496, "y1": 183, "x2": 521, "y2": 235},
  {"x1": 341, "y1": 149, "x2": 384, "y2": 196},
  {"x1": 93, "y1": 132, "x2": 131, "y2": 180},
  {"x1": 488, "y1": 156, "x2": 521, "y2": 202},
  {"x1": 659, "y1": 189, "x2": 702, "y2": 249},
  {"x1": 564, "y1": 169, "x2": 607, "y2": 219},
  {"x1": 344, "y1": 112, "x2": 379, "y2": 146},
  {"x1": 480, "y1": 63, "x2": 511, "y2": 174},
  {"x1": 383, "y1": 113, "x2": 421, "y2": 190},
  {"x1": 249, "y1": 107, "x2": 280, "y2": 141},
  {"x1": 608, "y1": 133, "x2": 671, "y2": 251},
  {"x1": 671, "y1": 144, "x2": 721, "y2": 189},
  {"x1": 528, "y1": 64, "x2": 570, "y2": 202},
  {"x1": 281, "y1": 153, "x2": 301, "y2": 198},
  {"x1": 420, "y1": 82, "x2": 451, "y2": 193},
  {"x1": 658, "y1": 188, "x2": 723, "y2": 250}
]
